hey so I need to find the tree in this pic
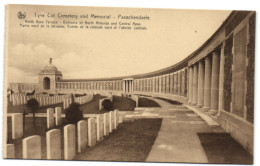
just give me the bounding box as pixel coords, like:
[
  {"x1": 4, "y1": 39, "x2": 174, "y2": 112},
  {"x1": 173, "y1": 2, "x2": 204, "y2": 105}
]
[
  {"x1": 102, "y1": 99, "x2": 114, "y2": 112},
  {"x1": 65, "y1": 102, "x2": 83, "y2": 124},
  {"x1": 26, "y1": 98, "x2": 39, "y2": 132}
]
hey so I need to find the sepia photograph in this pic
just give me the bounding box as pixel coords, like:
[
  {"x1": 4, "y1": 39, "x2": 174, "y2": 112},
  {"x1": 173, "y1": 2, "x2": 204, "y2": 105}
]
[{"x1": 2, "y1": 2, "x2": 257, "y2": 165}]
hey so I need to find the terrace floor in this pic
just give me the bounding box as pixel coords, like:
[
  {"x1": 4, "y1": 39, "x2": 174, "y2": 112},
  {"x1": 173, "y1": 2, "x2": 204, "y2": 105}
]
[{"x1": 118, "y1": 97, "x2": 253, "y2": 164}]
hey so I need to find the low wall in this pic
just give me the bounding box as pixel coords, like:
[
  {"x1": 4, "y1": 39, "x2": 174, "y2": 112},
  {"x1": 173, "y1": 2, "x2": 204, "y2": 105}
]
[
  {"x1": 218, "y1": 110, "x2": 253, "y2": 155},
  {"x1": 56, "y1": 89, "x2": 92, "y2": 94},
  {"x1": 133, "y1": 91, "x2": 188, "y2": 104}
]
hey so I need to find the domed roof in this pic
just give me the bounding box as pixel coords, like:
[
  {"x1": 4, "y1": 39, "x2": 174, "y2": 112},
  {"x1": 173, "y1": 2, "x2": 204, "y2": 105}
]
[
  {"x1": 39, "y1": 58, "x2": 62, "y2": 75},
  {"x1": 43, "y1": 63, "x2": 58, "y2": 72}
]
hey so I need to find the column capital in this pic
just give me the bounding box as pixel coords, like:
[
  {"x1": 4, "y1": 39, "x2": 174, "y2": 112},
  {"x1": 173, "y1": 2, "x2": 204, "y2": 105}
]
[
  {"x1": 198, "y1": 60, "x2": 204, "y2": 65},
  {"x1": 212, "y1": 51, "x2": 219, "y2": 56},
  {"x1": 205, "y1": 56, "x2": 210, "y2": 61}
]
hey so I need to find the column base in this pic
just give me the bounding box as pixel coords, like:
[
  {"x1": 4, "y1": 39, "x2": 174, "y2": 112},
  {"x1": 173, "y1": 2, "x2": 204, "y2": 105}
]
[
  {"x1": 191, "y1": 102, "x2": 197, "y2": 106},
  {"x1": 196, "y1": 104, "x2": 203, "y2": 108},
  {"x1": 207, "y1": 109, "x2": 218, "y2": 115},
  {"x1": 202, "y1": 107, "x2": 210, "y2": 112}
]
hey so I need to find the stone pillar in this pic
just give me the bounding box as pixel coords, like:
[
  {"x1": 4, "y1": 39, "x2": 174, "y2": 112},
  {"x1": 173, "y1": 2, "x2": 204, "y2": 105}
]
[
  {"x1": 209, "y1": 52, "x2": 220, "y2": 114},
  {"x1": 4, "y1": 144, "x2": 15, "y2": 159},
  {"x1": 182, "y1": 71, "x2": 185, "y2": 96},
  {"x1": 178, "y1": 72, "x2": 181, "y2": 95},
  {"x1": 46, "y1": 129, "x2": 61, "y2": 159},
  {"x1": 126, "y1": 80, "x2": 128, "y2": 93},
  {"x1": 12, "y1": 113, "x2": 23, "y2": 139},
  {"x1": 131, "y1": 80, "x2": 133, "y2": 93},
  {"x1": 123, "y1": 81, "x2": 125, "y2": 92},
  {"x1": 111, "y1": 111, "x2": 115, "y2": 130},
  {"x1": 23, "y1": 135, "x2": 41, "y2": 159},
  {"x1": 159, "y1": 76, "x2": 162, "y2": 93},
  {"x1": 197, "y1": 61, "x2": 204, "y2": 107},
  {"x1": 104, "y1": 113, "x2": 109, "y2": 136},
  {"x1": 114, "y1": 109, "x2": 119, "y2": 129},
  {"x1": 218, "y1": 46, "x2": 225, "y2": 116},
  {"x1": 88, "y1": 117, "x2": 97, "y2": 147},
  {"x1": 139, "y1": 80, "x2": 141, "y2": 91},
  {"x1": 55, "y1": 107, "x2": 62, "y2": 126},
  {"x1": 129, "y1": 80, "x2": 132, "y2": 93},
  {"x1": 132, "y1": 80, "x2": 134, "y2": 92},
  {"x1": 192, "y1": 64, "x2": 198, "y2": 105},
  {"x1": 169, "y1": 74, "x2": 172, "y2": 94},
  {"x1": 47, "y1": 108, "x2": 55, "y2": 129},
  {"x1": 103, "y1": 113, "x2": 107, "y2": 136},
  {"x1": 203, "y1": 56, "x2": 211, "y2": 110},
  {"x1": 77, "y1": 120, "x2": 88, "y2": 153},
  {"x1": 175, "y1": 73, "x2": 178, "y2": 94},
  {"x1": 108, "y1": 111, "x2": 112, "y2": 133},
  {"x1": 128, "y1": 80, "x2": 131, "y2": 93},
  {"x1": 149, "y1": 78, "x2": 153, "y2": 92},
  {"x1": 64, "y1": 124, "x2": 76, "y2": 160},
  {"x1": 96, "y1": 115, "x2": 101, "y2": 141},
  {"x1": 98, "y1": 115, "x2": 104, "y2": 140}
]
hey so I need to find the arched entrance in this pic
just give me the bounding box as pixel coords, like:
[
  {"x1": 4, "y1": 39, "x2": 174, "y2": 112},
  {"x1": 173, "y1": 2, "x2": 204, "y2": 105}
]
[{"x1": 43, "y1": 77, "x2": 50, "y2": 90}]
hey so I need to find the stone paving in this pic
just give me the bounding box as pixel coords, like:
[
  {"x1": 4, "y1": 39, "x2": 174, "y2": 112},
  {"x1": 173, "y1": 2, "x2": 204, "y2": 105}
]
[{"x1": 121, "y1": 97, "x2": 225, "y2": 163}]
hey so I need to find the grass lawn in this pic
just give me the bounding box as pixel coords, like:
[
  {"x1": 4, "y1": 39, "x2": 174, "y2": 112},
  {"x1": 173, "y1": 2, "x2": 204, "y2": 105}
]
[
  {"x1": 80, "y1": 95, "x2": 136, "y2": 114},
  {"x1": 198, "y1": 133, "x2": 253, "y2": 164},
  {"x1": 74, "y1": 119, "x2": 162, "y2": 162},
  {"x1": 112, "y1": 96, "x2": 136, "y2": 111},
  {"x1": 80, "y1": 94, "x2": 107, "y2": 114},
  {"x1": 138, "y1": 97, "x2": 161, "y2": 107},
  {"x1": 7, "y1": 95, "x2": 161, "y2": 115}
]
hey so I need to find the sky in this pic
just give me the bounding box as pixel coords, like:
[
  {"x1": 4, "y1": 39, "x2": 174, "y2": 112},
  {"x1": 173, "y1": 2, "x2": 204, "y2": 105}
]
[{"x1": 6, "y1": 5, "x2": 231, "y2": 83}]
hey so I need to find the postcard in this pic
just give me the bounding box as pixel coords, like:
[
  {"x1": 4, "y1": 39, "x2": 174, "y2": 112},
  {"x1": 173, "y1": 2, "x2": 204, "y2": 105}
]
[{"x1": 3, "y1": 4, "x2": 255, "y2": 164}]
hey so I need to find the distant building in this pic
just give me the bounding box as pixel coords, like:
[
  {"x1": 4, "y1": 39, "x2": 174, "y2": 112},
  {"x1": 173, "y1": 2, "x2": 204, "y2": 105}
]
[{"x1": 38, "y1": 58, "x2": 63, "y2": 92}]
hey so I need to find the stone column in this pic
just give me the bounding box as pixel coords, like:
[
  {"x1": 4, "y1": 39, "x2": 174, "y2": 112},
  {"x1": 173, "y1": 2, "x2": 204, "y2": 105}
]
[
  {"x1": 148, "y1": 78, "x2": 150, "y2": 92},
  {"x1": 136, "y1": 80, "x2": 138, "y2": 91},
  {"x1": 182, "y1": 71, "x2": 185, "y2": 96},
  {"x1": 132, "y1": 80, "x2": 134, "y2": 92},
  {"x1": 164, "y1": 76, "x2": 166, "y2": 93},
  {"x1": 129, "y1": 80, "x2": 132, "y2": 93},
  {"x1": 192, "y1": 64, "x2": 198, "y2": 105},
  {"x1": 209, "y1": 52, "x2": 220, "y2": 114},
  {"x1": 178, "y1": 72, "x2": 182, "y2": 95},
  {"x1": 169, "y1": 74, "x2": 172, "y2": 94},
  {"x1": 144, "y1": 79, "x2": 147, "y2": 92},
  {"x1": 131, "y1": 80, "x2": 133, "y2": 93},
  {"x1": 203, "y1": 56, "x2": 211, "y2": 110},
  {"x1": 140, "y1": 80, "x2": 142, "y2": 91},
  {"x1": 128, "y1": 80, "x2": 130, "y2": 93},
  {"x1": 126, "y1": 80, "x2": 129, "y2": 93},
  {"x1": 122, "y1": 81, "x2": 125, "y2": 92},
  {"x1": 159, "y1": 76, "x2": 162, "y2": 93},
  {"x1": 145, "y1": 79, "x2": 147, "y2": 92},
  {"x1": 197, "y1": 61, "x2": 204, "y2": 107},
  {"x1": 218, "y1": 46, "x2": 225, "y2": 116},
  {"x1": 152, "y1": 77, "x2": 155, "y2": 93}
]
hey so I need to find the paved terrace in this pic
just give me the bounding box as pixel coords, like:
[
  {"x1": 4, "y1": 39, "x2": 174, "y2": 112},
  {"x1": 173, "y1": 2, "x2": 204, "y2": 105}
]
[{"x1": 120, "y1": 97, "x2": 224, "y2": 163}]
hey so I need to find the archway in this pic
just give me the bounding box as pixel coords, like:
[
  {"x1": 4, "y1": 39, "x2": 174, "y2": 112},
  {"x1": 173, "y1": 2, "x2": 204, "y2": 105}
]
[{"x1": 43, "y1": 77, "x2": 50, "y2": 90}]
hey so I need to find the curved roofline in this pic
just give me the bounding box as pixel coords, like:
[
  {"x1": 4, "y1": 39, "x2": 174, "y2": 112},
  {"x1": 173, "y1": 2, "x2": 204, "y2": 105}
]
[{"x1": 58, "y1": 11, "x2": 252, "y2": 82}]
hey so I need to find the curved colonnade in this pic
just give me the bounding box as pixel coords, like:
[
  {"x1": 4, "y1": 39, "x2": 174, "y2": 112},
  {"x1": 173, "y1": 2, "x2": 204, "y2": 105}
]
[{"x1": 18, "y1": 11, "x2": 256, "y2": 154}]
